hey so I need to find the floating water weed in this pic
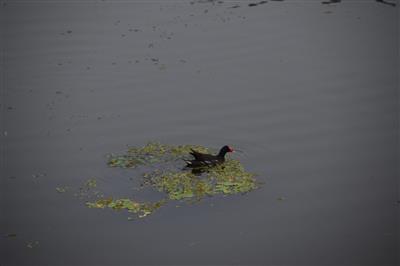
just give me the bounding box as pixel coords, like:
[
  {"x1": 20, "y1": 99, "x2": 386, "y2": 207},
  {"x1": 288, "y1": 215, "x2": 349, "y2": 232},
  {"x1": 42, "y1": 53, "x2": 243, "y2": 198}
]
[
  {"x1": 208, "y1": 160, "x2": 257, "y2": 194},
  {"x1": 85, "y1": 143, "x2": 259, "y2": 219},
  {"x1": 144, "y1": 159, "x2": 257, "y2": 201},
  {"x1": 108, "y1": 142, "x2": 211, "y2": 168},
  {"x1": 86, "y1": 198, "x2": 166, "y2": 218}
]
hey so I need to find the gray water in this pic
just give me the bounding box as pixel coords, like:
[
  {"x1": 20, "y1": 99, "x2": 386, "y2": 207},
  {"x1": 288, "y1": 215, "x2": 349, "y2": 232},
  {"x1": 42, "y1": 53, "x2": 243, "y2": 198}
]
[{"x1": 1, "y1": 1, "x2": 399, "y2": 265}]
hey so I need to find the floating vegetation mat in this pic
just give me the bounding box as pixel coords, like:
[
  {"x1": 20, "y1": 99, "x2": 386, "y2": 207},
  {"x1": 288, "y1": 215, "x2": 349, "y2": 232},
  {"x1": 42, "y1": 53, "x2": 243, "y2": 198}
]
[
  {"x1": 86, "y1": 198, "x2": 166, "y2": 218},
  {"x1": 85, "y1": 142, "x2": 260, "y2": 219},
  {"x1": 107, "y1": 142, "x2": 211, "y2": 168}
]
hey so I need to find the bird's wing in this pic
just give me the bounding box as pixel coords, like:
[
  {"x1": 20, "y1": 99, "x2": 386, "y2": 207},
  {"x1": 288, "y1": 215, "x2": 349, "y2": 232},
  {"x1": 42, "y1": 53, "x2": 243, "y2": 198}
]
[
  {"x1": 190, "y1": 149, "x2": 208, "y2": 160},
  {"x1": 185, "y1": 159, "x2": 207, "y2": 168}
]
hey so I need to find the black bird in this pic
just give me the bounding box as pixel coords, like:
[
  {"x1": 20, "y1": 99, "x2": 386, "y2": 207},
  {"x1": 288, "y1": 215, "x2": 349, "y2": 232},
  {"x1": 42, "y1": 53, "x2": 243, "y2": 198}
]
[{"x1": 185, "y1": 145, "x2": 234, "y2": 168}]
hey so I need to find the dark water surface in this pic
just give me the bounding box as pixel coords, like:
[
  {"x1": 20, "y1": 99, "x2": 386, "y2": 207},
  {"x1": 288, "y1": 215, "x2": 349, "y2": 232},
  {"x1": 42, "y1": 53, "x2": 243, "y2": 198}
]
[{"x1": 1, "y1": 1, "x2": 399, "y2": 265}]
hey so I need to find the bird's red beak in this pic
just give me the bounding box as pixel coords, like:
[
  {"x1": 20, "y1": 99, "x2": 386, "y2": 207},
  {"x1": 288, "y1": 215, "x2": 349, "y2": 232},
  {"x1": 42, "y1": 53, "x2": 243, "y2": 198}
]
[{"x1": 229, "y1": 146, "x2": 234, "y2": 152}]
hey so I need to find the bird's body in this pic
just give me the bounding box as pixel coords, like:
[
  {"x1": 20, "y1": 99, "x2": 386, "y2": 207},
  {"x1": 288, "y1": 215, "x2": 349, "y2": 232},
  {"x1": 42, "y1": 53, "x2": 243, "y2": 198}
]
[{"x1": 185, "y1": 145, "x2": 234, "y2": 168}]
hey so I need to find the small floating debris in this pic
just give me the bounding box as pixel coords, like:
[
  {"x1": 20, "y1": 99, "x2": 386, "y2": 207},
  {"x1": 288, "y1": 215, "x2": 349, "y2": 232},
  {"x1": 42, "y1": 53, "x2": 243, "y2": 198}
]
[
  {"x1": 32, "y1": 173, "x2": 47, "y2": 179},
  {"x1": 85, "y1": 178, "x2": 97, "y2": 188},
  {"x1": 55, "y1": 187, "x2": 68, "y2": 193},
  {"x1": 75, "y1": 178, "x2": 100, "y2": 199},
  {"x1": 26, "y1": 241, "x2": 39, "y2": 249}
]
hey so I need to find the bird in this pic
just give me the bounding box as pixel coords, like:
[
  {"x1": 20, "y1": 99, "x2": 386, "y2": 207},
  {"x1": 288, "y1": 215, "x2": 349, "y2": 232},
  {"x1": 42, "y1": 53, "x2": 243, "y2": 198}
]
[{"x1": 184, "y1": 145, "x2": 234, "y2": 168}]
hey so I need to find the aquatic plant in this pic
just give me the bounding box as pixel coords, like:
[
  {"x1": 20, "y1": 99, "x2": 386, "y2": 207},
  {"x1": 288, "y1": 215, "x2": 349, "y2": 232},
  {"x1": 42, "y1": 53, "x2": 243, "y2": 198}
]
[
  {"x1": 145, "y1": 170, "x2": 214, "y2": 200},
  {"x1": 144, "y1": 159, "x2": 257, "y2": 201},
  {"x1": 107, "y1": 142, "x2": 211, "y2": 168},
  {"x1": 208, "y1": 159, "x2": 257, "y2": 194},
  {"x1": 85, "y1": 143, "x2": 259, "y2": 219},
  {"x1": 86, "y1": 198, "x2": 166, "y2": 218}
]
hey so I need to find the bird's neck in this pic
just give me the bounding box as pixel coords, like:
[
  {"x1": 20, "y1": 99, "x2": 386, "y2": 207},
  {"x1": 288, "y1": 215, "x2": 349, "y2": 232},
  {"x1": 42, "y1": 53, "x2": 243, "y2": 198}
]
[{"x1": 218, "y1": 150, "x2": 227, "y2": 158}]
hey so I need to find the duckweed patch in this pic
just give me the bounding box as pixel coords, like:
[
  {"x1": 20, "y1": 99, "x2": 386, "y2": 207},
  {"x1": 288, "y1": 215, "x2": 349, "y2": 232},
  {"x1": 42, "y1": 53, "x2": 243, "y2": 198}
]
[{"x1": 85, "y1": 143, "x2": 260, "y2": 219}]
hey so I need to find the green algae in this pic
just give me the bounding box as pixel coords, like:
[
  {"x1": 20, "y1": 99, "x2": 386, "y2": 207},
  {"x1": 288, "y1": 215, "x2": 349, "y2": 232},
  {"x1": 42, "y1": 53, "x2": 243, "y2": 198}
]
[{"x1": 86, "y1": 143, "x2": 259, "y2": 219}]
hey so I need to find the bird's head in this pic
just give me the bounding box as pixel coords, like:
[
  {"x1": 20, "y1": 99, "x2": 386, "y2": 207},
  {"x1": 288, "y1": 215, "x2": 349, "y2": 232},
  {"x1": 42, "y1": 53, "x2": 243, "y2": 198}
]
[{"x1": 219, "y1": 145, "x2": 234, "y2": 156}]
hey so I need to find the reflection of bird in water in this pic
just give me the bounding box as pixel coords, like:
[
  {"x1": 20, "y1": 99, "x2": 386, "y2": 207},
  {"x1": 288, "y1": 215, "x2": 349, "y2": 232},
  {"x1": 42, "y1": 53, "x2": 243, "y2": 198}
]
[{"x1": 184, "y1": 145, "x2": 234, "y2": 172}]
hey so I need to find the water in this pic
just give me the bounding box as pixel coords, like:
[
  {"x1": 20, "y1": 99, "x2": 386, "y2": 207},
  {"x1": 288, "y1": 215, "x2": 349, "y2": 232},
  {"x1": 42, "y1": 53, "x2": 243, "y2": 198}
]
[{"x1": 1, "y1": 1, "x2": 398, "y2": 265}]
